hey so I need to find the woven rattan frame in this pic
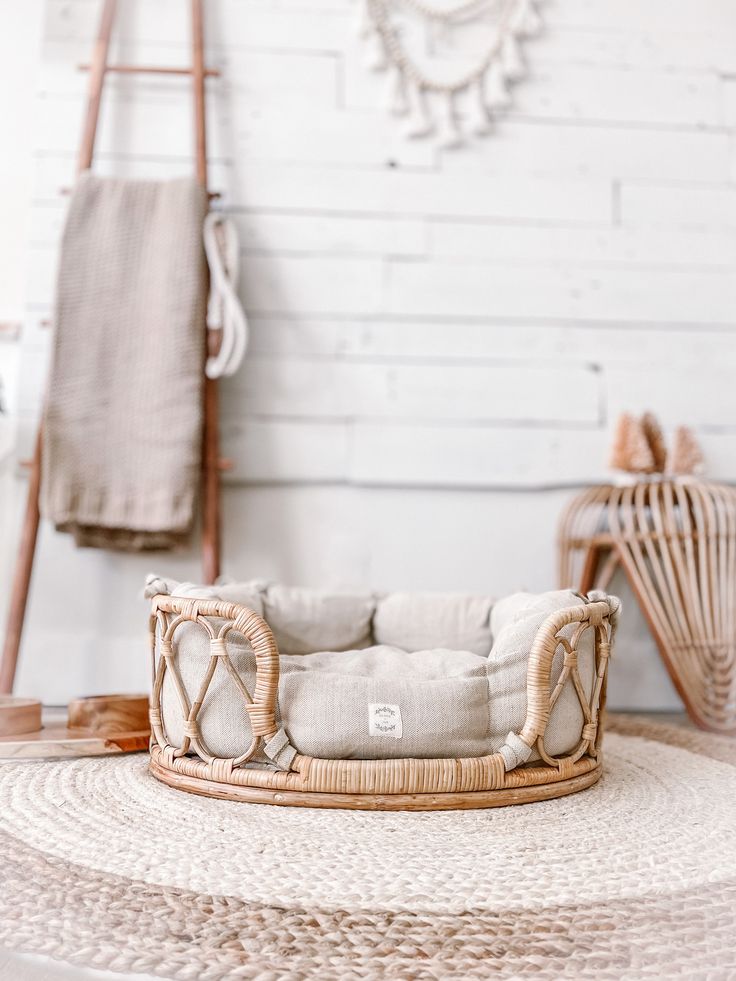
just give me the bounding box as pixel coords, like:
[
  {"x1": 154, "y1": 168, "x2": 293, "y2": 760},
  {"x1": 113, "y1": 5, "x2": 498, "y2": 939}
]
[
  {"x1": 559, "y1": 479, "x2": 736, "y2": 734},
  {"x1": 148, "y1": 594, "x2": 619, "y2": 810}
]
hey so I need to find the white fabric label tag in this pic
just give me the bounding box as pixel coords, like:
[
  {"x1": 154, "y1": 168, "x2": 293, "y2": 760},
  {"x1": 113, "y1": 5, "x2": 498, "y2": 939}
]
[{"x1": 368, "y1": 703, "x2": 403, "y2": 739}]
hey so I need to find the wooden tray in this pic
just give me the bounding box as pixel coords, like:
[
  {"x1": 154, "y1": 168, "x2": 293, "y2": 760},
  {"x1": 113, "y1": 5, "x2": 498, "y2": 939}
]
[{"x1": 0, "y1": 694, "x2": 149, "y2": 761}]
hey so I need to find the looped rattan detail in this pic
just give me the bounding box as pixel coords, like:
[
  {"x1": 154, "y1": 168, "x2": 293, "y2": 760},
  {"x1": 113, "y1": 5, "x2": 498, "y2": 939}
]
[
  {"x1": 147, "y1": 592, "x2": 618, "y2": 809},
  {"x1": 519, "y1": 603, "x2": 614, "y2": 773},
  {"x1": 210, "y1": 638, "x2": 227, "y2": 657},
  {"x1": 149, "y1": 596, "x2": 279, "y2": 768},
  {"x1": 182, "y1": 720, "x2": 200, "y2": 740},
  {"x1": 209, "y1": 757, "x2": 235, "y2": 782}
]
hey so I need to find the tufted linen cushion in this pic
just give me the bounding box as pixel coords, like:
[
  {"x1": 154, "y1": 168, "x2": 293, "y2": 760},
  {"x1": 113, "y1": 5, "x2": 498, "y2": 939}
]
[
  {"x1": 145, "y1": 575, "x2": 266, "y2": 615},
  {"x1": 373, "y1": 592, "x2": 494, "y2": 656},
  {"x1": 279, "y1": 647, "x2": 490, "y2": 759},
  {"x1": 262, "y1": 584, "x2": 374, "y2": 655}
]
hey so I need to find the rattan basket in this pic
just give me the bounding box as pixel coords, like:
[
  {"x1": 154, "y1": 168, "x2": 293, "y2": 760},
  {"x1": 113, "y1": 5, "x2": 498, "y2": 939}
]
[{"x1": 148, "y1": 592, "x2": 619, "y2": 810}]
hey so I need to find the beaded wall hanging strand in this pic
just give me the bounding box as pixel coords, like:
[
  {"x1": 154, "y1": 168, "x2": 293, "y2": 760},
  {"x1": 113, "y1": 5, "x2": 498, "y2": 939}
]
[{"x1": 359, "y1": 0, "x2": 542, "y2": 147}]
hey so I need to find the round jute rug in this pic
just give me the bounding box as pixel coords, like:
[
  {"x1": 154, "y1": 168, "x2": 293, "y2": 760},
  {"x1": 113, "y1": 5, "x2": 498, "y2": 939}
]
[{"x1": 0, "y1": 717, "x2": 734, "y2": 980}]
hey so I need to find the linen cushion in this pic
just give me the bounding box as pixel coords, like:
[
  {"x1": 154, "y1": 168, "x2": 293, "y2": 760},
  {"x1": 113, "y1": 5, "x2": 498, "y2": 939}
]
[
  {"x1": 160, "y1": 642, "x2": 490, "y2": 761},
  {"x1": 373, "y1": 592, "x2": 493, "y2": 656},
  {"x1": 262, "y1": 584, "x2": 375, "y2": 655},
  {"x1": 176, "y1": 578, "x2": 265, "y2": 614},
  {"x1": 279, "y1": 647, "x2": 490, "y2": 759},
  {"x1": 161, "y1": 623, "x2": 257, "y2": 759}
]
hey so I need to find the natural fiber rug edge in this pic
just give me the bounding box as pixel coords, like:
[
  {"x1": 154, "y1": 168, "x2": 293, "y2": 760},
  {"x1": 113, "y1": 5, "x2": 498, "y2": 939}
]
[
  {"x1": 0, "y1": 719, "x2": 734, "y2": 981},
  {"x1": 1, "y1": 825, "x2": 735, "y2": 981},
  {"x1": 606, "y1": 713, "x2": 736, "y2": 765}
]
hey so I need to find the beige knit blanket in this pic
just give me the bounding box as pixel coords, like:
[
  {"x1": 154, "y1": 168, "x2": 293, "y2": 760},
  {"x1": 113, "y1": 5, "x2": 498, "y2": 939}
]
[{"x1": 41, "y1": 174, "x2": 207, "y2": 550}]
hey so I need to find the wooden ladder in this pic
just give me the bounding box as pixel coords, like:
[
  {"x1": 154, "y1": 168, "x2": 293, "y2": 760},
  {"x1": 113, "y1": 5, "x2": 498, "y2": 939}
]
[{"x1": 0, "y1": 0, "x2": 222, "y2": 693}]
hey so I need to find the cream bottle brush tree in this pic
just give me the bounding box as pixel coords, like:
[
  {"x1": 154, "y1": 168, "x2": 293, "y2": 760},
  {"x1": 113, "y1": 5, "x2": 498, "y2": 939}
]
[{"x1": 608, "y1": 412, "x2": 705, "y2": 478}]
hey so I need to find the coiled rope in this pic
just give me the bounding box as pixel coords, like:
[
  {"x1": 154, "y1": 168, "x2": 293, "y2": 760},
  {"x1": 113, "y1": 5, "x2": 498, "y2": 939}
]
[{"x1": 203, "y1": 212, "x2": 249, "y2": 379}]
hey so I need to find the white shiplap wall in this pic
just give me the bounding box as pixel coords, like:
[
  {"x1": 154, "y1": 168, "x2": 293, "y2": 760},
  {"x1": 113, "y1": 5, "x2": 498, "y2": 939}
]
[{"x1": 3, "y1": 0, "x2": 736, "y2": 706}]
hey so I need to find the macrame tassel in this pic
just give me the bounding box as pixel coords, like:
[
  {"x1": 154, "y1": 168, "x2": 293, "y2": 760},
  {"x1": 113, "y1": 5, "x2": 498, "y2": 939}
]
[
  {"x1": 359, "y1": 0, "x2": 541, "y2": 144},
  {"x1": 364, "y1": 32, "x2": 389, "y2": 72},
  {"x1": 511, "y1": 0, "x2": 542, "y2": 39},
  {"x1": 405, "y1": 84, "x2": 435, "y2": 138},
  {"x1": 486, "y1": 61, "x2": 511, "y2": 109},
  {"x1": 427, "y1": 16, "x2": 449, "y2": 53},
  {"x1": 524, "y1": 1, "x2": 543, "y2": 38},
  {"x1": 355, "y1": 0, "x2": 374, "y2": 39},
  {"x1": 501, "y1": 34, "x2": 526, "y2": 82},
  {"x1": 438, "y1": 92, "x2": 463, "y2": 149},
  {"x1": 471, "y1": 77, "x2": 493, "y2": 136},
  {"x1": 387, "y1": 68, "x2": 410, "y2": 116}
]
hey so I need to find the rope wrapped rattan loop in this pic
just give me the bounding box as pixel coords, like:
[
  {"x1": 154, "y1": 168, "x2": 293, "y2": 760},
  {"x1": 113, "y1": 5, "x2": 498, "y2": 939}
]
[
  {"x1": 210, "y1": 638, "x2": 227, "y2": 657},
  {"x1": 149, "y1": 593, "x2": 281, "y2": 762},
  {"x1": 556, "y1": 757, "x2": 576, "y2": 780},
  {"x1": 209, "y1": 757, "x2": 235, "y2": 782},
  {"x1": 581, "y1": 722, "x2": 597, "y2": 742},
  {"x1": 481, "y1": 753, "x2": 506, "y2": 791},
  {"x1": 183, "y1": 720, "x2": 200, "y2": 740}
]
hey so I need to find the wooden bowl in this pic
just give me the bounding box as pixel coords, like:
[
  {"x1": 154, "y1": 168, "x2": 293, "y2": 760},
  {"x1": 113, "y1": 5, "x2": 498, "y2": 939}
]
[
  {"x1": 68, "y1": 693, "x2": 149, "y2": 735},
  {"x1": 0, "y1": 696, "x2": 43, "y2": 737}
]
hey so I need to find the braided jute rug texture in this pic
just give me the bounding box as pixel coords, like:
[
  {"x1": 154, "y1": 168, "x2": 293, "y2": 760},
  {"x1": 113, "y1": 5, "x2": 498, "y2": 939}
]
[{"x1": 0, "y1": 717, "x2": 735, "y2": 980}]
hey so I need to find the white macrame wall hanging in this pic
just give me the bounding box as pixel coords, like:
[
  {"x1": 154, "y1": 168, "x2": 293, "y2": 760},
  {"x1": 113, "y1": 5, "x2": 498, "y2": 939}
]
[{"x1": 358, "y1": 0, "x2": 542, "y2": 148}]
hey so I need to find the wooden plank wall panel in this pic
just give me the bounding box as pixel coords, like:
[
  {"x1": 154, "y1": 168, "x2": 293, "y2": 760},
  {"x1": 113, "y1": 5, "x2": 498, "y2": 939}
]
[
  {"x1": 9, "y1": 0, "x2": 736, "y2": 495},
  {"x1": 228, "y1": 358, "x2": 601, "y2": 423},
  {"x1": 6, "y1": 0, "x2": 734, "y2": 711}
]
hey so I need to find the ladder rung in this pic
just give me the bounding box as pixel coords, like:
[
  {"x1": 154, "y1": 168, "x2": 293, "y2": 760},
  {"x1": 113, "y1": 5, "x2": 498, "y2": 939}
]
[
  {"x1": 21, "y1": 455, "x2": 233, "y2": 475},
  {"x1": 60, "y1": 187, "x2": 222, "y2": 200},
  {"x1": 78, "y1": 62, "x2": 220, "y2": 77}
]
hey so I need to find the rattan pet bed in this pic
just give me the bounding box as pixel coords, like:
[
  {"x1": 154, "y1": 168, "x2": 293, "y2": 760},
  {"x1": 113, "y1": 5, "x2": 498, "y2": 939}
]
[{"x1": 147, "y1": 582, "x2": 619, "y2": 810}]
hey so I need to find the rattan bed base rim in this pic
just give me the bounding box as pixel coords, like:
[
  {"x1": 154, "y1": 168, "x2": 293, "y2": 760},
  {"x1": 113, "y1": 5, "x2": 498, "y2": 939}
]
[{"x1": 150, "y1": 750, "x2": 602, "y2": 810}]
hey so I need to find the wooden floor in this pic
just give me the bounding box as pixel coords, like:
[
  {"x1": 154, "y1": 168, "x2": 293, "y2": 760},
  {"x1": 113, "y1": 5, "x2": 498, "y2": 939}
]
[{"x1": 0, "y1": 711, "x2": 724, "y2": 981}]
